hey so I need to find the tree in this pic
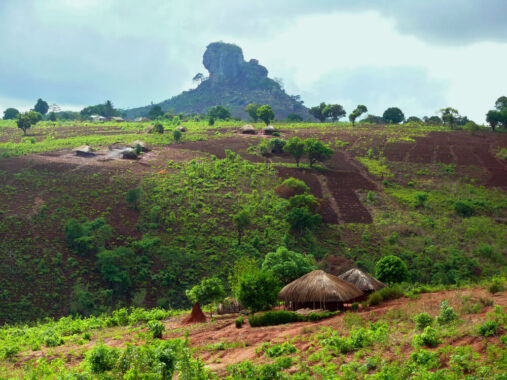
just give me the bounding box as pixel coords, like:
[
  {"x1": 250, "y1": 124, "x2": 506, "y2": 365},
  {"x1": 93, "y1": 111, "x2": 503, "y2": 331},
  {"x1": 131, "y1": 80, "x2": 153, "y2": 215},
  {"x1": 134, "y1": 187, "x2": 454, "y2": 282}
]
[
  {"x1": 96, "y1": 247, "x2": 135, "y2": 297},
  {"x1": 362, "y1": 114, "x2": 384, "y2": 124},
  {"x1": 256, "y1": 105, "x2": 275, "y2": 126},
  {"x1": 186, "y1": 277, "x2": 225, "y2": 318},
  {"x1": 283, "y1": 136, "x2": 305, "y2": 167},
  {"x1": 287, "y1": 113, "x2": 303, "y2": 122},
  {"x1": 104, "y1": 100, "x2": 114, "y2": 119},
  {"x1": 309, "y1": 102, "x2": 327, "y2": 122},
  {"x1": 304, "y1": 138, "x2": 333, "y2": 167},
  {"x1": 16, "y1": 113, "x2": 32, "y2": 135},
  {"x1": 383, "y1": 107, "x2": 405, "y2": 124},
  {"x1": 48, "y1": 112, "x2": 57, "y2": 122},
  {"x1": 148, "y1": 105, "x2": 164, "y2": 120},
  {"x1": 192, "y1": 73, "x2": 206, "y2": 86},
  {"x1": 228, "y1": 256, "x2": 259, "y2": 299},
  {"x1": 244, "y1": 103, "x2": 260, "y2": 122},
  {"x1": 406, "y1": 116, "x2": 422, "y2": 123},
  {"x1": 423, "y1": 116, "x2": 442, "y2": 125},
  {"x1": 349, "y1": 105, "x2": 367, "y2": 126},
  {"x1": 173, "y1": 129, "x2": 182, "y2": 142},
  {"x1": 34, "y1": 98, "x2": 49, "y2": 115},
  {"x1": 3, "y1": 108, "x2": 19, "y2": 120},
  {"x1": 285, "y1": 207, "x2": 321, "y2": 236},
  {"x1": 232, "y1": 210, "x2": 251, "y2": 245},
  {"x1": 261, "y1": 247, "x2": 316, "y2": 284},
  {"x1": 486, "y1": 110, "x2": 501, "y2": 132},
  {"x1": 375, "y1": 255, "x2": 409, "y2": 284},
  {"x1": 208, "y1": 105, "x2": 231, "y2": 120},
  {"x1": 323, "y1": 104, "x2": 346, "y2": 122},
  {"x1": 440, "y1": 107, "x2": 460, "y2": 129},
  {"x1": 126, "y1": 187, "x2": 142, "y2": 210},
  {"x1": 237, "y1": 270, "x2": 281, "y2": 313},
  {"x1": 494, "y1": 96, "x2": 507, "y2": 111}
]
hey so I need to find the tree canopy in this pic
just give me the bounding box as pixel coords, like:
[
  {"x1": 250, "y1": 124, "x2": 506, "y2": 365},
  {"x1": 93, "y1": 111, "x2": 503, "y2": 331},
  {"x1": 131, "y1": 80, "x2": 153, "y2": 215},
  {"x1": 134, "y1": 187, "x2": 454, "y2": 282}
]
[
  {"x1": 186, "y1": 277, "x2": 225, "y2": 317},
  {"x1": 208, "y1": 105, "x2": 231, "y2": 120},
  {"x1": 283, "y1": 136, "x2": 305, "y2": 167},
  {"x1": 232, "y1": 210, "x2": 251, "y2": 245},
  {"x1": 148, "y1": 105, "x2": 164, "y2": 120},
  {"x1": 304, "y1": 138, "x2": 333, "y2": 167},
  {"x1": 34, "y1": 98, "x2": 49, "y2": 115},
  {"x1": 256, "y1": 105, "x2": 275, "y2": 125},
  {"x1": 440, "y1": 107, "x2": 460, "y2": 129},
  {"x1": 376, "y1": 255, "x2": 409, "y2": 284},
  {"x1": 3, "y1": 108, "x2": 19, "y2": 120},
  {"x1": 383, "y1": 107, "x2": 405, "y2": 124},
  {"x1": 349, "y1": 105, "x2": 368, "y2": 126},
  {"x1": 323, "y1": 104, "x2": 346, "y2": 122},
  {"x1": 261, "y1": 247, "x2": 316, "y2": 284},
  {"x1": 237, "y1": 270, "x2": 281, "y2": 313},
  {"x1": 309, "y1": 102, "x2": 327, "y2": 122},
  {"x1": 244, "y1": 103, "x2": 260, "y2": 122}
]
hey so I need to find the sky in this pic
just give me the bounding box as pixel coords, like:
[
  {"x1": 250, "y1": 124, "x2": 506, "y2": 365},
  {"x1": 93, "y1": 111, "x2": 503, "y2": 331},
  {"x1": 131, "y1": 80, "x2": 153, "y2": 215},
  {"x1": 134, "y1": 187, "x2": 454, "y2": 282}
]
[{"x1": 0, "y1": 0, "x2": 506, "y2": 122}]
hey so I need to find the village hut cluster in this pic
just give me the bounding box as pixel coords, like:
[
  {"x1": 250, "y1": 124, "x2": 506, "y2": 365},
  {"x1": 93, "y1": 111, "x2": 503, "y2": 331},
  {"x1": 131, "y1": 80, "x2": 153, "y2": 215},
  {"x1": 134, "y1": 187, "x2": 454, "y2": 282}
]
[{"x1": 279, "y1": 269, "x2": 384, "y2": 311}]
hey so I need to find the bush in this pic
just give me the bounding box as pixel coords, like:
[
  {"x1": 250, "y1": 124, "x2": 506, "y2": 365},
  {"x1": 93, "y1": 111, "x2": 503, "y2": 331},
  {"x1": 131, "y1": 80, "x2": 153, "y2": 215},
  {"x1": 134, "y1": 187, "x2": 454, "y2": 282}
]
[
  {"x1": 436, "y1": 300, "x2": 458, "y2": 325},
  {"x1": 367, "y1": 285, "x2": 404, "y2": 306},
  {"x1": 413, "y1": 327, "x2": 441, "y2": 348},
  {"x1": 454, "y1": 200, "x2": 475, "y2": 217},
  {"x1": 41, "y1": 329, "x2": 63, "y2": 347},
  {"x1": 489, "y1": 277, "x2": 505, "y2": 294},
  {"x1": 376, "y1": 255, "x2": 409, "y2": 284},
  {"x1": 238, "y1": 270, "x2": 281, "y2": 313},
  {"x1": 264, "y1": 342, "x2": 297, "y2": 358},
  {"x1": 322, "y1": 322, "x2": 388, "y2": 354},
  {"x1": 306, "y1": 311, "x2": 338, "y2": 321},
  {"x1": 235, "y1": 316, "x2": 244, "y2": 328},
  {"x1": 414, "y1": 312, "x2": 434, "y2": 330},
  {"x1": 268, "y1": 138, "x2": 286, "y2": 154},
  {"x1": 86, "y1": 344, "x2": 119, "y2": 373},
  {"x1": 173, "y1": 129, "x2": 182, "y2": 142},
  {"x1": 478, "y1": 320, "x2": 498, "y2": 337},
  {"x1": 249, "y1": 311, "x2": 303, "y2": 327},
  {"x1": 152, "y1": 123, "x2": 164, "y2": 134},
  {"x1": 274, "y1": 177, "x2": 309, "y2": 198},
  {"x1": 148, "y1": 320, "x2": 165, "y2": 339}
]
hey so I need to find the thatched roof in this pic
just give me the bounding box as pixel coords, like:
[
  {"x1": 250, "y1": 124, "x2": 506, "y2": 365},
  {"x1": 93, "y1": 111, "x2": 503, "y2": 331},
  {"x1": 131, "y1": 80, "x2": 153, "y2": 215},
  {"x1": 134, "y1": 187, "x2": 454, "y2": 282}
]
[
  {"x1": 338, "y1": 268, "x2": 385, "y2": 292},
  {"x1": 278, "y1": 270, "x2": 363, "y2": 303}
]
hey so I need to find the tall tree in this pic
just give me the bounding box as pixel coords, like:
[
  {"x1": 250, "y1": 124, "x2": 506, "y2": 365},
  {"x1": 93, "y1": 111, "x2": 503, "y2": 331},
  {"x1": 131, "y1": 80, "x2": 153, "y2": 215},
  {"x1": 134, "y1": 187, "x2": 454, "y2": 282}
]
[
  {"x1": 486, "y1": 110, "x2": 501, "y2": 132},
  {"x1": 383, "y1": 107, "x2": 405, "y2": 124},
  {"x1": 16, "y1": 113, "x2": 32, "y2": 135},
  {"x1": 208, "y1": 105, "x2": 231, "y2": 120},
  {"x1": 440, "y1": 107, "x2": 460, "y2": 129},
  {"x1": 304, "y1": 138, "x2": 333, "y2": 167},
  {"x1": 349, "y1": 105, "x2": 367, "y2": 126},
  {"x1": 34, "y1": 98, "x2": 49, "y2": 115},
  {"x1": 232, "y1": 210, "x2": 251, "y2": 245},
  {"x1": 186, "y1": 277, "x2": 225, "y2": 318},
  {"x1": 148, "y1": 105, "x2": 164, "y2": 119},
  {"x1": 494, "y1": 96, "x2": 507, "y2": 111},
  {"x1": 3, "y1": 108, "x2": 19, "y2": 120},
  {"x1": 244, "y1": 103, "x2": 260, "y2": 122},
  {"x1": 104, "y1": 100, "x2": 114, "y2": 119},
  {"x1": 323, "y1": 104, "x2": 346, "y2": 122},
  {"x1": 256, "y1": 105, "x2": 275, "y2": 125},
  {"x1": 309, "y1": 102, "x2": 327, "y2": 122},
  {"x1": 283, "y1": 136, "x2": 305, "y2": 167}
]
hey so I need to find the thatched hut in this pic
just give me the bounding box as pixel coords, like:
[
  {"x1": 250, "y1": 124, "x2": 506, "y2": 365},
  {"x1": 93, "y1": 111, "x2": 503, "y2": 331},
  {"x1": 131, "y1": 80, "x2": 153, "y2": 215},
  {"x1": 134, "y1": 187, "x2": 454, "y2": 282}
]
[
  {"x1": 278, "y1": 270, "x2": 363, "y2": 311},
  {"x1": 74, "y1": 145, "x2": 95, "y2": 157},
  {"x1": 263, "y1": 125, "x2": 277, "y2": 135},
  {"x1": 240, "y1": 124, "x2": 256, "y2": 134},
  {"x1": 338, "y1": 268, "x2": 385, "y2": 294}
]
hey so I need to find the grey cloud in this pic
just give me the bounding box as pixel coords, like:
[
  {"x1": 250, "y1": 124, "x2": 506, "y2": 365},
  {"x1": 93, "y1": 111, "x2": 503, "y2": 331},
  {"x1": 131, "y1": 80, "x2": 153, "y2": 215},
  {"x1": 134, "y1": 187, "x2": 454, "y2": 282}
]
[{"x1": 298, "y1": 66, "x2": 448, "y2": 118}]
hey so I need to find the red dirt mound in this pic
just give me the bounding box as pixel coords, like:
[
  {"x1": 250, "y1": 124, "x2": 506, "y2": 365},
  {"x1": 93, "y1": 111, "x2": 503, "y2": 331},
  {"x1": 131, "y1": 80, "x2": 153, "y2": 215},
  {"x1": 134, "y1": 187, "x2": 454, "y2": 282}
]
[{"x1": 182, "y1": 302, "x2": 207, "y2": 324}]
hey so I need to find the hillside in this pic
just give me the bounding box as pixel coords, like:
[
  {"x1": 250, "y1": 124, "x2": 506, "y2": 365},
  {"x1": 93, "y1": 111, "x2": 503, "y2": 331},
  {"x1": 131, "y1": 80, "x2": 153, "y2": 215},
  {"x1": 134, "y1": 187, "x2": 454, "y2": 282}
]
[
  {"x1": 124, "y1": 42, "x2": 309, "y2": 120},
  {"x1": 0, "y1": 287, "x2": 505, "y2": 378},
  {"x1": 0, "y1": 119, "x2": 506, "y2": 326}
]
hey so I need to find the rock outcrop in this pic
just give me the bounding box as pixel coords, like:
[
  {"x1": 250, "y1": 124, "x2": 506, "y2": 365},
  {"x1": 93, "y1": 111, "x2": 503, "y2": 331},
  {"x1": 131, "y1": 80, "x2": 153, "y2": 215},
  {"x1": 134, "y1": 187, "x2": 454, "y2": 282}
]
[{"x1": 126, "y1": 42, "x2": 309, "y2": 120}]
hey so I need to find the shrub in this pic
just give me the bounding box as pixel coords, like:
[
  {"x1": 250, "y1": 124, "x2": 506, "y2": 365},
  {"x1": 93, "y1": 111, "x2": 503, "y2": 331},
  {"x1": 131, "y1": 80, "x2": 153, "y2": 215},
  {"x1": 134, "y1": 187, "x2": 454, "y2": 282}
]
[
  {"x1": 350, "y1": 302, "x2": 359, "y2": 311},
  {"x1": 41, "y1": 329, "x2": 64, "y2": 347},
  {"x1": 436, "y1": 300, "x2": 458, "y2": 325},
  {"x1": 288, "y1": 194, "x2": 319, "y2": 212},
  {"x1": 152, "y1": 123, "x2": 164, "y2": 134},
  {"x1": 238, "y1": 270, "x2": 281, "y2": 313},
  {"x1": 478, "y1": 320, "x2": 498, "y2": 337},
  {"x1": 134, "y1": 143, "x2": 142, "y2": 155},
  {"x1": 86, "y1": 344, "x2": 119, "y2": 373},
  {"x1": 414, "y1": 312, "x2": 434, "y2": 330},
  {"x1": 268, "y1": 138, "x2": 286, "y2": 154},
  {"x1": 148, "y1": 320, "x2": 165, "y2": 339},
  {"x1": 235, "y1": 316, "x2": 244, "y2": 328},
  {"x1": 414, "y1": 192, "x2": 428, "y2": 208},
  {"x1": 307, "y1": 311, "x2": 338, "y2": 321},
  {"x1": 249, "y1": 311, "x2": 303, "y2": 327},
  {"x1": 367, "y1": 286, "x2": 404, "y2": 306},
  {"x1": 489, "y1": 277, "x2": 505, "y2": 294},
  {"x1": 1, "y1": 344, "x2": 20, "y2": 360},
  {"x1": 367, "y1": 292, "x2": 383, "y2": 306},
  {"x1": 454, "y1": 200, "x2": 475, "y2": 217},
  {"x1": 261, "y1": 246, "x2": 316, "y2": 285},
  {"x1": 264, "y1": 342, "x2": 297, "y2": 358},
  {"x1": 275, "y1": 177, "x2": 309, "y2": 198},
  {"x1": 413, "y1": 327, "x2": 441, "y2": 348},
  {"x1": 376, "y1": 255, "x2": 409, "y2": 284},
  {"x1": 409, "y1": 349, "x2": 440, "y2": 369},
  {"x1": 322, "y1": 322, "x2": 388, "y2": 354},
  {"x1": 173, "y1": 129, "x2": 182, "y2": 142}
]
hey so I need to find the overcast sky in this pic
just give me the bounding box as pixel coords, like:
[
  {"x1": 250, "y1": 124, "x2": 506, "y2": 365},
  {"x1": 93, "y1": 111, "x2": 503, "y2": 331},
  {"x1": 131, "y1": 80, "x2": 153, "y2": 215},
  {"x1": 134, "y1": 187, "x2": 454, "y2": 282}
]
[{"x1": 1, "y1": 0, "x2": 506, "y2": 121}]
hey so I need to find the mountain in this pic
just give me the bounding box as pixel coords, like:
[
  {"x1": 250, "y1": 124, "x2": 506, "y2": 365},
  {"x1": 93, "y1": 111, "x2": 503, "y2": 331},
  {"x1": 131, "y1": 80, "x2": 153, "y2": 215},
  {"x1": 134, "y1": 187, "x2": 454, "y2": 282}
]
[{"x1": 125, "y1": 42, "x2": 309, "y2": 120}]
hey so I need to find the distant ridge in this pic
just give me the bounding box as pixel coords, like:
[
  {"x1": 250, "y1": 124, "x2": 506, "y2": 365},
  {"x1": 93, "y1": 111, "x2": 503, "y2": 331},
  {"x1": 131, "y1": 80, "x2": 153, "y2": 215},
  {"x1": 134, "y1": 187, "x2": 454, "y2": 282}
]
[{"x1": 125, "y1": 42, "x2": 309, "y2": 120}]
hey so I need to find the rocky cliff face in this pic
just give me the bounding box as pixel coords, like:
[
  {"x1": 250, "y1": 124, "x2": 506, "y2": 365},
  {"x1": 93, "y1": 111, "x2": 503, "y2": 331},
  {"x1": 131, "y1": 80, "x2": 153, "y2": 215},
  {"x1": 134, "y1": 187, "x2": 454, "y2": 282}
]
[{"x1": 126, "y1": 42, "x2": 308, "y2": 120}]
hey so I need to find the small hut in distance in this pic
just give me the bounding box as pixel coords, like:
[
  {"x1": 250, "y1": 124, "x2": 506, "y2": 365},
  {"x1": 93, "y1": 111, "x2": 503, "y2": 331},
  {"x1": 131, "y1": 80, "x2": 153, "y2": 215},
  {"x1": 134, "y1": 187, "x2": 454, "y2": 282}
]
[
  {"x1": 338, "y1": 268, "x2": 385, "y2": 294},
  {"x1": 278, "y1": 270, "x2": 363, "y2": 311}
]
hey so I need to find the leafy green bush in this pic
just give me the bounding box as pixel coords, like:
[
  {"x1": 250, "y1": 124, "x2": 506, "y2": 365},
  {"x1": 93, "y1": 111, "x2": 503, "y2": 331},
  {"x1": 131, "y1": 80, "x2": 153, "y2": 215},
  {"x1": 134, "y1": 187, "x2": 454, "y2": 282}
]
[
  {"x1": 307, "y1": 311, "x2": 338, "y2": 321},
  {"x1": 409, "y1": 349, "x2": 440, "y2": 369},
  {"x1": 41, "y1": 329, "x2": 63, "y2": 347},
  {"x1": 412, "y1": 326, "x2": 440, "y2": 348},
  {"x1": 261, "y1": 246, "x2": 316, "y2": 284},
  {"x1": 489, "y1": 277, "x2": 505, "y2": 294},
  {"x1": 152, "y1": 123, "x2": 164, "y2": 134},
  {"x1": 86, "y1": 344, "x2": 120, "y2": 373},
  {"x1": 414, "y1": 312, "x2": 434, "y2": 330},
  {"x1": 478, "y1": 320, "x2": 498, "y2": 337},
  {"x1": 264, "y1": 341, "x2": 297, "y2": 358},
  {"x1": 375, "y1": 255, "x2": 409, "y2": 284},
  {"x1": 148, "y1": 320, "x2": 165, "y2": 339},
  {"x1": 436, "y1": 300, "x2": 458, "y2": 325},
  {"x1": 275, "y1": 177, "x2": 309, "y2": 198},
  {"x1": 366, "y1": 285, "x2": 404, "y2": 306},
  {"x1": 238, "y1": 270, "x2": 281, "y2": 313},
  {"x1": 322, "y1": 322, "x2": 388, "y2": 354},
  {"x1": 249, "y1": 311, "x2": 303, "y2": 327},
  {"x1": 454, "y1": 200, "x2": 475, "y2": 217},
  {"x1": 268, "y1": 138, "x2": 286, "y2": 154},
  {"x1": 235, "y1": 316, "x2": 244, "y2": 328},
  {"x1": 173, "y1": 129, "x2": 182, "y2": 142}
]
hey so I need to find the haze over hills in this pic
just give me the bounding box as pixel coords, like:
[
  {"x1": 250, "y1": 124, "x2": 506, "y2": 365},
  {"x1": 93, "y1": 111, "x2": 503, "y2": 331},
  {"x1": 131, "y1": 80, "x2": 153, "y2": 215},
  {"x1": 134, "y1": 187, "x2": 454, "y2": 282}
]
[{"x1": 125, "y1": 42, "x2": 309, "y2": 120}]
